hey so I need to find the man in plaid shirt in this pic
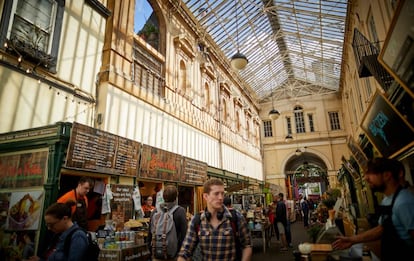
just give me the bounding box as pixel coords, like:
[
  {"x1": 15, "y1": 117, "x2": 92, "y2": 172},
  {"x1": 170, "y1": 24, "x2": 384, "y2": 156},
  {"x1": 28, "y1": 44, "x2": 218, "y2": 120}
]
[{"x1": 178, "y1": 179, "x2": 252, "y2": 261}]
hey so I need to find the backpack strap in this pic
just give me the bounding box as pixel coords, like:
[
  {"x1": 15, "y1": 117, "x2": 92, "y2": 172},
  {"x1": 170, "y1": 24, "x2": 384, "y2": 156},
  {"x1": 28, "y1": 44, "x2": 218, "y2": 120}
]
[
  {"x1": 64, "y1": 227, "x2": 82, "y2": 256},
  {"x1": 151, "y1": 210, "x2": 162, "y2": 258},
  {"x1": 151, "y1": 205, "x2": 180, "y2": 259}
]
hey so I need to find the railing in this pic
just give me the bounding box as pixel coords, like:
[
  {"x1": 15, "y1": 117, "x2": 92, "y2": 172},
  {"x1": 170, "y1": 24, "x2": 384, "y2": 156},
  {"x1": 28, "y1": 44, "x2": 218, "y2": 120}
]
[{"x1": 352, "y1": 28, "x2": 394, "y2": 92}]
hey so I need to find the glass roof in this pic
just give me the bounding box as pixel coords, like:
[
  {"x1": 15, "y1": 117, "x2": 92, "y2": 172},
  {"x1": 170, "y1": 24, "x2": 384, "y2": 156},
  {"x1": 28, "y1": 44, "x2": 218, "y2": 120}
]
[{"x1": 182, "y1": 0, "x2": 349, "y2": 102}]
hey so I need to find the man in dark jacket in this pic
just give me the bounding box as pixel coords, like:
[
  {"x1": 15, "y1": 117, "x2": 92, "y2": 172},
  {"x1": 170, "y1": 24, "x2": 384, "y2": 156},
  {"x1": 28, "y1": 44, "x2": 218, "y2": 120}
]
[
  {"x1": 148, "y1": 185, "x2": 187, "y2": 260},
  {"x1": 275, "y1": 193, "x2": 288, "y2": 251}
]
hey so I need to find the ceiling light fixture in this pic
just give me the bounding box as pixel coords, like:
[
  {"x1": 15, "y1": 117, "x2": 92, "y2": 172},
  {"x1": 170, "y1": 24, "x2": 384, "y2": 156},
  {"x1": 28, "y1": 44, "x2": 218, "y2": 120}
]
[
  {"x1": 268, "y1": 90, "x2": 280, "y2": 120},
  {"x1": 230, "y1": 0, "x2": 248, "y2": 70}
]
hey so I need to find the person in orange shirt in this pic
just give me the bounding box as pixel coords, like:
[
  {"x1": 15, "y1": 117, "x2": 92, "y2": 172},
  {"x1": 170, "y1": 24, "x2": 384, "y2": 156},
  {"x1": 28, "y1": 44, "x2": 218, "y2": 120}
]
[
  {"x1": 142, "y1": 196, "x2": 155, "y2": 218},
  {"x1": 57, "y1": 176, "x2": 94, "y2": 230}
]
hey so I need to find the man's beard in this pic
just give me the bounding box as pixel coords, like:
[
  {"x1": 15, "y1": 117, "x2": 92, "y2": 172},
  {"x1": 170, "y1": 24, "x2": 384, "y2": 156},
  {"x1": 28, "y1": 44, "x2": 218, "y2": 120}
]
[{"x1": 370, "y1": 183, "x2": 386, "y2": 192}]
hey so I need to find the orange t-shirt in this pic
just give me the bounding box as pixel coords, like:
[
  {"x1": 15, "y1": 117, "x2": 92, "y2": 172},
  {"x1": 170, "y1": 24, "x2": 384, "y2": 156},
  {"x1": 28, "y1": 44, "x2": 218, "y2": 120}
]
[{"x1": 57, "y1": 189, "x2": 88, "y2": 214}]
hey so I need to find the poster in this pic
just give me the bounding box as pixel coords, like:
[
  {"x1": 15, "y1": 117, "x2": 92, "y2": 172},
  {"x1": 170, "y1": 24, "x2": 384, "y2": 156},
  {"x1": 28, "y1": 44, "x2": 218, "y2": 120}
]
[
  {"x1": 6, "y1": 190, "x2": 44, "y2": 231},
  {"x1": 110, "y1": 185, "x2": 134, "y2": 224}
]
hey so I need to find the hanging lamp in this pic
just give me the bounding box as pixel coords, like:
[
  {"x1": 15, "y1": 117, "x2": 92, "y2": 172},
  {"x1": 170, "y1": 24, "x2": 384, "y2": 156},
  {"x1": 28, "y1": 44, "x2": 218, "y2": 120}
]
[
  {"x1": 230, "y1": 0, "x2": 248, "y2": 70},
  {"x1": 268, "y1": 90, "x2": 280, "y2": 120}
]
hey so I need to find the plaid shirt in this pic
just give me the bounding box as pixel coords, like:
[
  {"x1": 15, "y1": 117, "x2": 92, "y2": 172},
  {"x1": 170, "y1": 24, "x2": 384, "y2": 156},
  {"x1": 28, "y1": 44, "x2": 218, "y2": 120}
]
[{"x1": 178, "y1": 207, "x2": 252, "y2": 261}]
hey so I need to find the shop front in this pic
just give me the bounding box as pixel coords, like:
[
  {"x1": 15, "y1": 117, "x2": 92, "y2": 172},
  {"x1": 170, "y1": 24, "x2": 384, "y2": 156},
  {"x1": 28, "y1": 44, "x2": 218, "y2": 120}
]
[
  {"x1": 0, "y1": 122, "x2": 72, "y2": 261},
  {"x1": 0, "y1": 121, "x2": 209, "y2": 261}
]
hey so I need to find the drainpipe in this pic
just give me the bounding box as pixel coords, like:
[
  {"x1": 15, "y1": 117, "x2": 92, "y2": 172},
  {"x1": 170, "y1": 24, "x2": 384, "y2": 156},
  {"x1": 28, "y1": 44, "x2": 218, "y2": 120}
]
[{"x1": 216, "y1": 74, "x2": 223, "y2": 170}]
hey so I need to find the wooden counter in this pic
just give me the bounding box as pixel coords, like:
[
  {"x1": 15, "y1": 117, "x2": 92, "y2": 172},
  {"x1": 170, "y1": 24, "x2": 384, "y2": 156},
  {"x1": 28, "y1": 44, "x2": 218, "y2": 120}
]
[{"x1": 98, "y1": 244, "x2": 150, "y2": 261}]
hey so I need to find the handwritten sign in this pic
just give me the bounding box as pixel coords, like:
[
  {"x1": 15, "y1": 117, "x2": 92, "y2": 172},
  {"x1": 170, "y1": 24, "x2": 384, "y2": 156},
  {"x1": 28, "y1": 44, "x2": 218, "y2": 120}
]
[
  {"x1": 65, "y1": 122, "x2": 140, "y2": 176},
  {"x1": 181, "y1": 157, "x2": 207, "y2": 185}
]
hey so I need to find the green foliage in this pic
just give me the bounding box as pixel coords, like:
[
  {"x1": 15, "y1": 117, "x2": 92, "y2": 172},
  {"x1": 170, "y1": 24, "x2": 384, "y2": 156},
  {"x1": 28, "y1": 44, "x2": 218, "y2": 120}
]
[
  {"x1": 139, "y1": 23, "x2": 158, "y2": 37},
  {"x1": 307, "y1": 223, "x2": 324, "y2": 243}
]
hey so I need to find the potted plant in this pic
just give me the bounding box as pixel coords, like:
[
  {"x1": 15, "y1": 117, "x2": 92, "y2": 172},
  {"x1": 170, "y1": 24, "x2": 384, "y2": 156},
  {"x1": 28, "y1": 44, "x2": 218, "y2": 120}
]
[{"x1": 138, "y1": 23, "x2": 158, "y2": 40}]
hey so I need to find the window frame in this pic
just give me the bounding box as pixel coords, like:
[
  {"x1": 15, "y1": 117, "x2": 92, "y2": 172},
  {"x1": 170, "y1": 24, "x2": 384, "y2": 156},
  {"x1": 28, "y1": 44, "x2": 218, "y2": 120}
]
[
  {"x1": 0, "y1": 0, "x2": 65, "y2": 73},
  {"x1": 328, "y1": 111, "x2": 341, "y2": 130},
  {"x1": 263, "y1": 120, "x2": 273, "y2": 138}
]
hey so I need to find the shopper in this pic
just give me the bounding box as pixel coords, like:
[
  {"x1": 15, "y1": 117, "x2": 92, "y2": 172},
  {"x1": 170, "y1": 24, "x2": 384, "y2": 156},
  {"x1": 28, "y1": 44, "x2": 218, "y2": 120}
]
[
  {"x1": 29, "y1": 202, "x2": 89, "y2": 261},
  {"x1": 332, "y1": 158, "x2": 414, "y2": 260},
  {"x1": 178, "y1": 178, "x2": 252, "y2": 261},
  {"x1": 148, "y1": 185, "x2": 187, "y2": 260},
  {"x1": 301, "y1": 196, "x2": 310, "y2": 228},
  {"x1": 275, "y1": 193, "x2": 288, "y2": 251},
  {"x1": 57, "y1": 177, "x2": 94, "y2": 230}
]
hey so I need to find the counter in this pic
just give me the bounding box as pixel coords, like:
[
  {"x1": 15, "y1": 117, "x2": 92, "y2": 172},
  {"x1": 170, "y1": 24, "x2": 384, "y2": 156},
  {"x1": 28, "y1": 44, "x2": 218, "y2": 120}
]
[{"x1": 98, "y1": 244, "x2": 150, "y2": 261}]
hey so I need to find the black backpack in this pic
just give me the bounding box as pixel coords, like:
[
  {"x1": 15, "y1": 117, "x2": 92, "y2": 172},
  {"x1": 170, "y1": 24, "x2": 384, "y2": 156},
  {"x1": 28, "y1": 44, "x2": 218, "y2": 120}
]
[{"x1": 64, "y1": 227, "x2": 100, "y2": 261}]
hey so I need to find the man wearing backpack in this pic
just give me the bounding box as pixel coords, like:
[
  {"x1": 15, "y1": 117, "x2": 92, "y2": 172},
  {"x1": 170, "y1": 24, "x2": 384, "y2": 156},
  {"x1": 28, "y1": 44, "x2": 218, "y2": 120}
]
[
  {"x1": 178, "y1": 178, "x2": 252, "y2": 261},
  {"x1": 148, "y1": 185, "x2": 187, "y2": 261}
]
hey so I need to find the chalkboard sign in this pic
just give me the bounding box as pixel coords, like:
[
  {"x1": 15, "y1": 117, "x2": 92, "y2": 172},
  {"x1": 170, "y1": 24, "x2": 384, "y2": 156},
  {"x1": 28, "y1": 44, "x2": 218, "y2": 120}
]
[
  {"x1": 361, "y1": 92, "x2": 414, "y2": 158},
  {"x1": 378, "y1": 0, "x2": 414, "y2": 98},
  {"x1": 181, "y1": 157, "x2": 207, "y2": 185},
  {"x1": 65, "y1": 122, "x2": 140, "y2": 176}
]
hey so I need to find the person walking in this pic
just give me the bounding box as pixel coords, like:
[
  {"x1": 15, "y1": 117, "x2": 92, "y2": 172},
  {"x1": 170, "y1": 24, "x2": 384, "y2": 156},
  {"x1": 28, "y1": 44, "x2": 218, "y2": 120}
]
[
  {"x1": 275, "y1": 193, "x2": 288, "y2": 251},
  {"x1": 332, "y1": 158, "x2": 414, "y2": 260},
  {"x1": 301, "y1": 196, "x2": 310, "y2": 228},
  {"x1": 178, "y1": 178, "x2": 252, "y2": 261},
  {"x1": 148, "y1": 185, "x2": 187, "y2": 261},
  {"x1": 29, "y1": 202, "x2": 89, "y2": 261},
  {"x1": 57, "y1": 177, "x2": 94, "y2": 230}
]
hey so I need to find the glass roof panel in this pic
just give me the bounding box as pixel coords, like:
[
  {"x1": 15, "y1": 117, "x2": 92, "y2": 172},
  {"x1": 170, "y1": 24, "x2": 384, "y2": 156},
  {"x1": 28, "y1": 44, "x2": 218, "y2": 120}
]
[{"x1": 182, "y1": 0, "x2": 349, "y2": 102}]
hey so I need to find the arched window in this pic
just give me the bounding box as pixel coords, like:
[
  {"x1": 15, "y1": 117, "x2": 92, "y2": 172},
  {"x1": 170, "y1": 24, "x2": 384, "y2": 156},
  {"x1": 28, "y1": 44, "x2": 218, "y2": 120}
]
[
  {"x1": 204, "y1": 82, "x2": 210, "y2": 110},
  {"x1": 236, "y1": 111, "x2": 241, "y2": 132},
  {"x1": 135, "y1": 0, "x2": 159, "y2": 50},
  {"x1": 246, "y1": 118, "x2": 250, "y2": 139},
  {"x1": 179, "y1": 60, "x2": 187, "y2": 93},
  {"x1": 222, "y1": 98, "x2": 228, "y2": 122},
  {"x1": 294, "y1": 106, "x2": 305, "y2": 133}
]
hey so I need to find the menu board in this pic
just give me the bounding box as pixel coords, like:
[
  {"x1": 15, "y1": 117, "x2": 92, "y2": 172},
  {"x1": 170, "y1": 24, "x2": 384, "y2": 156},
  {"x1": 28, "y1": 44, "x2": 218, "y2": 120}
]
[
  {"x1": 181, "y1": 157, "x2": 207, "y2": 185},
  {"x1": 0, "y1": 149, "x2": 48, "y2": 189},
  {"x1": 65, "y1": 122, "x2": 140, "y2": 176},
  {"x1": 139, "y1": 145, "x2": 181, "y2": 181},
  {"x1": 361, "y1": 93, "x2": 414, "y2": 158}
]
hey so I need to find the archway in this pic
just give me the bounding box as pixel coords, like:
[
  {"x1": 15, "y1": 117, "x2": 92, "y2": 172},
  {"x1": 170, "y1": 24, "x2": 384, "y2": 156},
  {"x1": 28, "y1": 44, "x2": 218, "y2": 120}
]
[{"x1": 284, "y1": 151, "x2": 328, "y2": 202}]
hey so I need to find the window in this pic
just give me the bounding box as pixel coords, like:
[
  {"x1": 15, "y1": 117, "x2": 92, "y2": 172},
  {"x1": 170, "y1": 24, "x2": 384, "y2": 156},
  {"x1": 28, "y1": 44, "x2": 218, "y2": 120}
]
[
  {"x1": 204, "y1": 82, "x2": 210, "y2": 111},
  {"x1": 294, "y1": 106, "x2": 305, "y2": 133},
  {"x1": 308, "y1": 114, "x2": 315, "y2": 132},
  {"x1": 1, "y1": 0, "x2": 65, "y2": 71},
  {"x1": 329, "y1": 111, "x2": 341, "y2": 130},
  {"x1": 365, "y1": 78, "x2": 372, "y2": 97},
  {"x1": 286, "y1": 117, "x2": 292, "y2": 135},
  {"x1": 367, "y1": 11, "x2": 380, "y2": 50},
  {"x1": 263, "y1": 120, "x2": 273, "y2": 137}
]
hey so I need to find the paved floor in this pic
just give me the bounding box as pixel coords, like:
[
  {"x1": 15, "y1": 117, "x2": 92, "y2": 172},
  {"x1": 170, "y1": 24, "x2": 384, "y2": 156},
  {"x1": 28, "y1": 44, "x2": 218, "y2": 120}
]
[{"x1": 252, "y1": 220, "x2": 310, "y2": 261}]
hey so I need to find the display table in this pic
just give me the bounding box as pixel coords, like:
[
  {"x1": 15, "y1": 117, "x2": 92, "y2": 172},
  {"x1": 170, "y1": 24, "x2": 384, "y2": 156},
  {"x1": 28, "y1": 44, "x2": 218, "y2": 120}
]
[
  {"x1": 249, "y1": 222, "x2": 272, "y2": 253},
  {"x1": 98, "y1": 244, "x2": 150, "y2": 261}
]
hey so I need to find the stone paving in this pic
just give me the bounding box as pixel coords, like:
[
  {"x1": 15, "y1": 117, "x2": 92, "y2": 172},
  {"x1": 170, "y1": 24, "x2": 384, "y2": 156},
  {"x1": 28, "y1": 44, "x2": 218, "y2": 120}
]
[{"x1": 252, "y1": 220, "x2": 310, "y2": 261}]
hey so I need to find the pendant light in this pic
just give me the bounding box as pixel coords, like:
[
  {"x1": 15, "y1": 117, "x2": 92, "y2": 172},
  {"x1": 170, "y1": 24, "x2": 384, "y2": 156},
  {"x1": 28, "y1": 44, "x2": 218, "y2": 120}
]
[
  {"x1": 268, "y1": 90, "x2": 280, "y2": 120},
  {"x1": 230, "y1": 0, "x2": 248, "y2": 70}
]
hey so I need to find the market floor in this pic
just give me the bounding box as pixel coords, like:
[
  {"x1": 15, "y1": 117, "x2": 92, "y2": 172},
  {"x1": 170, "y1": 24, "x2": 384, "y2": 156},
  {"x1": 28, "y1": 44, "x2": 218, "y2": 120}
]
[{"x1": 251, "y1": 220, "x2": 310, "y2": 261}]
